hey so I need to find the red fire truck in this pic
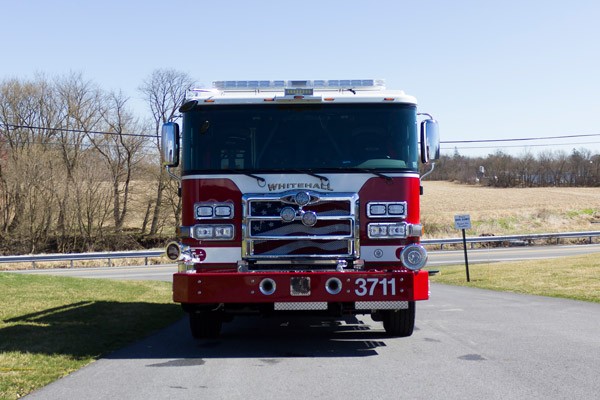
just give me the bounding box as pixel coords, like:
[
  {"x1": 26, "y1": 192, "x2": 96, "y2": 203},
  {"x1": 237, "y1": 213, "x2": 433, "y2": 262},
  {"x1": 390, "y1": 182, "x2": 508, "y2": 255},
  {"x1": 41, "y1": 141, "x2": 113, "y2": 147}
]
[{"x1": 161, "y1": 79, "x2": 440, "y2": 339}]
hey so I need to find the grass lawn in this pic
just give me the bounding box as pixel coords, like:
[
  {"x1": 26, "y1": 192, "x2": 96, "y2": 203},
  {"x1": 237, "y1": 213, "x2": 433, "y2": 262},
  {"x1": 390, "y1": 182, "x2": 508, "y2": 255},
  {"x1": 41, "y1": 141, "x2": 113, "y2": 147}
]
[
  {"x1": 0, "y1": 273, "x2": 183, "y2": 399},
  {"x1": 427, "y1": 253, "x2": 600, "y2": 303}
]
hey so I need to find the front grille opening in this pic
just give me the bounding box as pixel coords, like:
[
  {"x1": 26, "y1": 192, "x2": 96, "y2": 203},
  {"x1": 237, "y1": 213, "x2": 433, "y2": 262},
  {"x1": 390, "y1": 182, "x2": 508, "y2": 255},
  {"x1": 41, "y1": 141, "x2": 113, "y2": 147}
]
[
  {"x1": 243, "y1": 191, "x2": 358, "y2": 260},
  {"x1": 249, "y1": 220, "x2": 352, "y2": 238},
  {"x1": 252, "y1": 239, "x2": 351, "y2": 257}
]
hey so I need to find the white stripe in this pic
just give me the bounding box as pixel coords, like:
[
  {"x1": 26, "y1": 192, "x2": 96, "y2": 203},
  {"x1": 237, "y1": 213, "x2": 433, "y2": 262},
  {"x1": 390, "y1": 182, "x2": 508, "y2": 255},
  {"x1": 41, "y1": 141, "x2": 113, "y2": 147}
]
[{"x1": 182, "y1": 173, "x2": 419, "y2": 193}]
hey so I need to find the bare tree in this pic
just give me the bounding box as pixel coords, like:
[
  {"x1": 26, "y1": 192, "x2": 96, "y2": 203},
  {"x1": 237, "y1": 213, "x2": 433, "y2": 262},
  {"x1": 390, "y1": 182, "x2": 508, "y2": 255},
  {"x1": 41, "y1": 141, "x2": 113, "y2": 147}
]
[
  {"x1": 139, "y1": 69, "x2": 195, "y2": 235},
  {"x1": 88, "y1": 91, "x2": 146, "y2": 232},
  {"x1": 53, "y1": 73, "x2": 104, "y2": 244}
]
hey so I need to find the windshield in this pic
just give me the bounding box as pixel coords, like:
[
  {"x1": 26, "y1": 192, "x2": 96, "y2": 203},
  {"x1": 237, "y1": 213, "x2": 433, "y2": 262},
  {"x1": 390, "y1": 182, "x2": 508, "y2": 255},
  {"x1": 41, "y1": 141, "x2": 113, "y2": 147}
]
[{"x1": 181, "y1": 103, "x2": 418, "y2": 174}]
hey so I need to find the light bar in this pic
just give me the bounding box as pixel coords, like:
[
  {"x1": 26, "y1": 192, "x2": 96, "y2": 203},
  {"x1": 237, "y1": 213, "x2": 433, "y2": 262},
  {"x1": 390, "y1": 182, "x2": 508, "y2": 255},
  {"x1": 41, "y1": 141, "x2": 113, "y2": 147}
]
[{"x1": 212, "y1": 79, "x2": 385, "y2": 90}]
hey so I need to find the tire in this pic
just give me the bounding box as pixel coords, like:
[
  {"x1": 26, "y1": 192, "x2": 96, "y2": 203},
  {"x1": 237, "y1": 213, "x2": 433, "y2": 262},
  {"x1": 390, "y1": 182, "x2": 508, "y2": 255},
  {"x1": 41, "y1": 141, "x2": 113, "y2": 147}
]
[
  {"x1": 382, "y1": 301, "x2": 415, "y2": 337},
  {"x1": 189, "y1": 311, "x2": 223, "y2": 339}
]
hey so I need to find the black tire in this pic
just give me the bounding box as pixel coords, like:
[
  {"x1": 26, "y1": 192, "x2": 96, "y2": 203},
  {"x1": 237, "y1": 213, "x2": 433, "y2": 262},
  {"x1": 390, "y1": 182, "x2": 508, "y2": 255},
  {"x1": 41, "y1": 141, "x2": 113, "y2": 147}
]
[
  {"x1": 189, "y1": 312, "x2": 223, "y2": 339},
  {"x1": 382, "y1": 301, "x2": 415, "y2": 337}
]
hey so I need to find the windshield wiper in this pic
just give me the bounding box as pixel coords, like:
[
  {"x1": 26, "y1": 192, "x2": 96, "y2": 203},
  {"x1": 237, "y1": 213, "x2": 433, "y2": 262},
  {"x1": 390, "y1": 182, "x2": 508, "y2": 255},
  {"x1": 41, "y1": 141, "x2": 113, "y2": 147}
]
[
  {"x1": 223, "y1": 170, "x2": 266, "y2": 186},
  {"x1": 292, "y1": 170, "x2": 329, "y2": 183},
  {"x1": 351, "y1": 168, "x2": 393, "y2": 182}
]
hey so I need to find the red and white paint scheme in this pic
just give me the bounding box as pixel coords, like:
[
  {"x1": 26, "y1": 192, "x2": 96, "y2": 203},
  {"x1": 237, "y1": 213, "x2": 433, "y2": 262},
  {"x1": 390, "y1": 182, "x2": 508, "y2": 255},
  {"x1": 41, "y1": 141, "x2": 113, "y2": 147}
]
[{"x1": 162, "y1": 79, "x2": 440, "y2": 338}]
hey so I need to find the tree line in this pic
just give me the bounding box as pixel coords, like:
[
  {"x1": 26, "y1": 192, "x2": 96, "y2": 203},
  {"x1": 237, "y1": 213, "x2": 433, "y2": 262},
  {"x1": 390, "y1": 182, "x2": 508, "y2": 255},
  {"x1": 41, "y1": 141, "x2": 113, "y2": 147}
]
[
  {"x1": 2, "y1": 72, "x2": 599, "y2": 255},
  {"x1": 0, "y1": 70, "x2": 194, "y2": 254},
  {"x1": 424, "y1": 148, "x2": 600, "y2": 187}
]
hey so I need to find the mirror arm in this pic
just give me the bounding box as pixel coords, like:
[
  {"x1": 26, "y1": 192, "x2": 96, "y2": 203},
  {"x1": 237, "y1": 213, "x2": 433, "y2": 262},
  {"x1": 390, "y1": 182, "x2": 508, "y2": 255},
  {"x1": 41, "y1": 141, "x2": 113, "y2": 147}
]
[
  {"x1": 421, "y1": 162, "x2": 436, "y2": 180},
  {"x1": 166, "y1": 165, "x2": 181, "y2": 181}
]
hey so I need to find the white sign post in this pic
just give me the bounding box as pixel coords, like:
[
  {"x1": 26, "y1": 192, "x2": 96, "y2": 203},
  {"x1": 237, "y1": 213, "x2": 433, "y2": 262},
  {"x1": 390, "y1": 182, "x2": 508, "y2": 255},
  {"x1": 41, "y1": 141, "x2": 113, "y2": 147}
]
[{"x1": 454, "y1": 214, "x2": 471, "y2": 282}]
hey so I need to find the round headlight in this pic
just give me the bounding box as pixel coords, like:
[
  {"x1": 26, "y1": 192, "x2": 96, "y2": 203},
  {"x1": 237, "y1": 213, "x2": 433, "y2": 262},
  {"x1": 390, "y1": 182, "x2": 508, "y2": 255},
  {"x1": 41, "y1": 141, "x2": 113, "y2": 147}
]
[{"x1": 400, "y1": 244, "x2": 428, "y2": 271}]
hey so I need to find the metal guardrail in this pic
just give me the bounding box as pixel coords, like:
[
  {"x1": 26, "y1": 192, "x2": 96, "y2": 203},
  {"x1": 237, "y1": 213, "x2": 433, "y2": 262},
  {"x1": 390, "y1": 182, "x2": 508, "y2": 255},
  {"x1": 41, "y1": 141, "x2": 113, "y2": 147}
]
[
  {"x1": 422, "y1": 231, "x2": 600, "y2": 249},
  {"x1": 1, "y1": 231, "x2": 599, "y2": 267},
  {"x1": 0, "y1": 250, "x2": 164, "y2": 268}
]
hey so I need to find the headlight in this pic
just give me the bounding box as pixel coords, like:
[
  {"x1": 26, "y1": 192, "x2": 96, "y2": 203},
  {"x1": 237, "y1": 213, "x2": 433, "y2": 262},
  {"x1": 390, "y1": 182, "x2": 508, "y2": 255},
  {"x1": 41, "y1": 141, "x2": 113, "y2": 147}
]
[
  {"x1": 400, "y1": 244, "x2": 428, "y2": 271},
  {"x1": 367, "y1": 201, "x2": 407, "y2": 218},
  {"x1": 194, "y1": 202, "x2": 234, "y2": 219},
  {"x1": 192, "y1": 224, "x2": 235, "y2": 240},
  {"x1": 369, "y1": 204, "x2": 387, "y2": 216},
  {"x1": 215, "y1": 205, "x2": 233, "y2": 217}
]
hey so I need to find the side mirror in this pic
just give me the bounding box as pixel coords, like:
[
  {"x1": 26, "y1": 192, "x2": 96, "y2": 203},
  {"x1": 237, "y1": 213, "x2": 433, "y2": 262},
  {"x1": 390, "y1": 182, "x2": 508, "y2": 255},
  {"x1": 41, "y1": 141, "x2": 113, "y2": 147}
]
[
  {"x1": 161, "y1": 122, "x2": 180, "y2": 168},
  {"x1": 420, "y1": 119, "x2": 440, "y2": 164}
]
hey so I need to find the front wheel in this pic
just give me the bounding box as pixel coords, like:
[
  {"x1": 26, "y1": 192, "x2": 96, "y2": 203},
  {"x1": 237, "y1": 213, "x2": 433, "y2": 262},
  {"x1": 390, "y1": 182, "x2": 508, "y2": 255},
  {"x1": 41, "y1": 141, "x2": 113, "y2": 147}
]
[
  {"x1": 382, "y1": 301, "x2": 415, "y2": 337},
  {"x1": 189, "y1": 311, "x2": 223, "y2": 339}
]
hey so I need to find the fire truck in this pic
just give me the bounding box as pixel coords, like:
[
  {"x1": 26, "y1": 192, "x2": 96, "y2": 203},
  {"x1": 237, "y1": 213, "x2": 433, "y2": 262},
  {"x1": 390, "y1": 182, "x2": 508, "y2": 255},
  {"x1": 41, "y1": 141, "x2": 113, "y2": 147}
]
[{"x1": 161, "y1": 79, "x2": 440, "y2": 339}]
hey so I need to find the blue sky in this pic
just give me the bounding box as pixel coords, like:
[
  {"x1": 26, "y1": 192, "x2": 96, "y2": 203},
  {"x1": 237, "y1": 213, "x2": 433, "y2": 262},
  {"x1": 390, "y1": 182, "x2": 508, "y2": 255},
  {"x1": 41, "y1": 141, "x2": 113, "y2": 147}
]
[{"x1": 2, "y1": 0, "x2": 599, "y2": 157}]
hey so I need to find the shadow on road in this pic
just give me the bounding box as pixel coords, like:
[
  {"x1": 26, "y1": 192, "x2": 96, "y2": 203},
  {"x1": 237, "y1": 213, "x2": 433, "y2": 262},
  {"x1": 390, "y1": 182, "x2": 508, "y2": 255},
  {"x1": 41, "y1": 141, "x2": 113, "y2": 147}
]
[
  {"x1": 105, "y1": 314, "x2": 412, "y2": 360},
  {"x1": 1, "y1": 302, "x2": 410, "y2": 360},
  {"x1": 0, "y1": 301, "x2": 183, "y2": 359}
]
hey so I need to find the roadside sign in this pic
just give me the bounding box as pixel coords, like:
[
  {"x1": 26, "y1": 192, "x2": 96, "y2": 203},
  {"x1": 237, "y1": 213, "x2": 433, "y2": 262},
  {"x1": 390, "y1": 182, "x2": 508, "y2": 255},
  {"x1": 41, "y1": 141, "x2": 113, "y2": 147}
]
[
  {"x1": 454, "y1": 214, "x2": 472, "y2": 230},
  {"x1": 454, "y1": 214, "x2": 471, "y2": 282}
]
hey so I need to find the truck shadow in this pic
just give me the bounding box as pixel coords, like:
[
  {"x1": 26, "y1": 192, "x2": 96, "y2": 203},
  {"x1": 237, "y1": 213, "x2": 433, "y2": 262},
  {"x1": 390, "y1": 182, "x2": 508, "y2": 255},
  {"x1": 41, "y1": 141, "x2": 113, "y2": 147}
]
[
  {"x1": 1, "y1": 301, "x2": 411, "y2": 360},
  {"x1": 0, "y1": 301, "x2": 183, "y2": 359},
  {"x1": 107, "y1": 314, "x2": 415, "y2": 360}
]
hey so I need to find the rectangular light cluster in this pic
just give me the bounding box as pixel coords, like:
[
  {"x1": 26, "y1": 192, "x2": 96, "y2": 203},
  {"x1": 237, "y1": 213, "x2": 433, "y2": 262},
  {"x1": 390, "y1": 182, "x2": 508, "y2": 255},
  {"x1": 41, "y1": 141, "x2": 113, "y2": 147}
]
[
  {"x1": 192, "y1": 224, "x2": 235, "y2": 240},
  {"x1": 194, "y1": 202, "x2": 234, "y2": 220},
  {"x1": 367, "y1": 202, "x2": 407, "y2": 218},
  {"x1": 368, "y1": 222, "x2": 408, "y2": 239}
]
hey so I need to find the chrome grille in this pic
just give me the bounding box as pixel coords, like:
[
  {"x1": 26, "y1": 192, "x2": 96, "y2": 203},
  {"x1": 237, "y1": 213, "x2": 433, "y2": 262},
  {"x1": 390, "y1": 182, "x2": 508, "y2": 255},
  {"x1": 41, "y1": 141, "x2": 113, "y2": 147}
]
[{"x1": 243, "y1": 190, "x2": 359, "y2": 259}]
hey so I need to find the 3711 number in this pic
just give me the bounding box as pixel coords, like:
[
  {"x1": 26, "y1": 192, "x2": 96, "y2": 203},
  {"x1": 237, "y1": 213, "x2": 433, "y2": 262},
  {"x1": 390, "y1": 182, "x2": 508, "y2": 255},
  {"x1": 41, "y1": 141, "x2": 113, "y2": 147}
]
[{"x1": 354, "y1": 278, "x2": 396, "y2": 297}]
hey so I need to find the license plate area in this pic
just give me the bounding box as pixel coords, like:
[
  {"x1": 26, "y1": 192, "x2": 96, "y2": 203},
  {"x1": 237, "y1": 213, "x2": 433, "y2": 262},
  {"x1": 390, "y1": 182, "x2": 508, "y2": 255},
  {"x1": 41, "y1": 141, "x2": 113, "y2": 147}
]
[{"x1": 290, "y1": 277, "x2": 311, "y2": 296}]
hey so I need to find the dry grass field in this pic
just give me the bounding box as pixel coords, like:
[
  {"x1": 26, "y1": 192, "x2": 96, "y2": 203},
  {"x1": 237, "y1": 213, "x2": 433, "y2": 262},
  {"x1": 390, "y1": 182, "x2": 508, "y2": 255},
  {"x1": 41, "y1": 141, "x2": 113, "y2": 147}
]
[{"x1": 421, "y1": 181, "x2": 600, "y2": 238}]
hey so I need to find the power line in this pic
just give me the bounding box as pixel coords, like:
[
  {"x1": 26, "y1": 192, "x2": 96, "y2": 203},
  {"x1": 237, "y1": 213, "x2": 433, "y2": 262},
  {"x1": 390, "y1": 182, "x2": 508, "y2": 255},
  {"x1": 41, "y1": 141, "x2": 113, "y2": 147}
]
[
  {"x1": 442, "y1": 132, "x2": 600, "y2": 144},
  {"x1": 442, "y1": 141, "x2": 600, "y2": 151},
  {"x1": 1, "y1": 123, "x2": 156, "y2": 138}
]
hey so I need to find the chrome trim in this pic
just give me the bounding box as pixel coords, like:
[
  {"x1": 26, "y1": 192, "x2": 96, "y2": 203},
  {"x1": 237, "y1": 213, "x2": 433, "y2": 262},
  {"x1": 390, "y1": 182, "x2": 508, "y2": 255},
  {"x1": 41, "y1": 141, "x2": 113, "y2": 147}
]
[
  {"x1": 259, "y1": 278, "x2": 277, "y2": 295},
  {"x1": 242, "y1": 191, "x2": 359, "y2": 260},
  {"x1": 325, "y1": 277, "x2": 343, "y2": 295}
]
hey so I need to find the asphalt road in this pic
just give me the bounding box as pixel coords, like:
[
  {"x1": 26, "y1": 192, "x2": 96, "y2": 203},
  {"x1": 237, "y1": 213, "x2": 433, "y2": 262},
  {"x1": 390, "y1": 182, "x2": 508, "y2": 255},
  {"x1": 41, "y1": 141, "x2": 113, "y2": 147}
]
[{"x1": 24, "y1": 283, "x2": 600, "y2": 400}]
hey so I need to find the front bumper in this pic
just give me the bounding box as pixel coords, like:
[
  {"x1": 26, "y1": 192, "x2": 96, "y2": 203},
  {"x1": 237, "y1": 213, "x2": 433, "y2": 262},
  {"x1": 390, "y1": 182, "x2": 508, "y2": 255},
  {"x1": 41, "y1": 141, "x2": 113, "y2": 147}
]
[{"x1": 173, "y1": 270, "x2": 429, "y2": 306}]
